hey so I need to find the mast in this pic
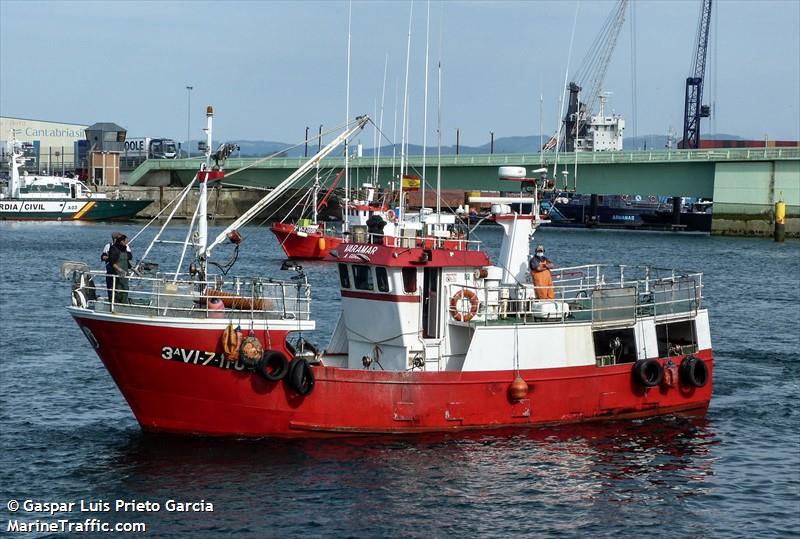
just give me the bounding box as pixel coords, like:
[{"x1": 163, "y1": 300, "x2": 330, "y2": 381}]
[
  {"x1": 375, "y1": 54, "x2": 388, "y2": 187},
  {"x1": 574, "y1": 87, "x2": 580, "y2": 189},
  {"x1": 436, "y1": 4, "x2": 444, "y2": 222},
  {"x1": 436, "y1": 61, "x2": 442, "y2": 220},
  {"x1": 312, "y1": 163, "x2": 319, "y2": 223},
  {"x1": 539, "y1": 93, "x2": 543, "y2": 166},
  {"x1": 198, "y1": 105, "x2": 213, "y2": 263},
  {"x1": 343, "y1": 0, "x2": 352, "y2": 232},
  {"x1": 399, "y1": 1, "x2": 413, "y2": 222},
  {"x1": 392, "y1": 79, "x2": 398, "y2": 183},
  {"x1": 7, "y1": 132, "x2": 22, "y2": 198},
  {"x1": 421, "y1": 0, "x2": 430, "y2": 212}
]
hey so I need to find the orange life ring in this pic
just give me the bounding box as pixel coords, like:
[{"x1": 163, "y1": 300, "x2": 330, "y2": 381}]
[
  {"x1": 648, "y1": 195, "x2": 657, "y2": 203},
  {"x1": 449, "y1": 288, "x2": 479, "y2": 322},
  {"x1": 386, "y1": 209, "x2": 396, "y2": 222}
]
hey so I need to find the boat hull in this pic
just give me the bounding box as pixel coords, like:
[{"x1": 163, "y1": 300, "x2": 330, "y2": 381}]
[
  {"x1": 271, "y1": 222, "x2": 342, "y2": 260},
  {"x1": 70, "y1": 309, "x2": 713, "y2": 437},
  {"x1": 0, "y1": 198, "x2": 152, "y2": 221}
]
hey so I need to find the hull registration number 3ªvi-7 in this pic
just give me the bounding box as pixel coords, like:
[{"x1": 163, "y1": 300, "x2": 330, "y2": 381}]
[{"x1": 161, "y1": 346, "x2": 246, "y2": 371}]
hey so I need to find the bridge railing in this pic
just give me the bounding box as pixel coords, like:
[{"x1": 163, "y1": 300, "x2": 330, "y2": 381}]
[{"x1": 133, "y1": 146, "x2": 800, "y2": 174}]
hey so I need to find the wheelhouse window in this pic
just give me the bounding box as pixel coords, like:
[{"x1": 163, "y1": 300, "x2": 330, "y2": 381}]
[
  {"x1": 376, "y1": 267, "x2": 390, "y2": 292},
  {"x1": 402, "y1": 267, "x2": 417, "y2": 293},
  {"x1": 352, "y1": 264, "x2": 374, "y2": 291},
  {"x1": 338, "y1": 263, "x2": 351, "y2": 289}
]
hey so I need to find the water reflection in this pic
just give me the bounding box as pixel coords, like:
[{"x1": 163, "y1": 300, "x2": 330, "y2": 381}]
[{"x1": 84, "y1": 417, "x2": 718, "y2": 537}]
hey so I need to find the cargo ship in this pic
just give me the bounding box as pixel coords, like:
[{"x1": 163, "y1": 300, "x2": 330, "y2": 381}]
[{"x1": 541, "y1": 192, "x2": 712, "y2": 232}]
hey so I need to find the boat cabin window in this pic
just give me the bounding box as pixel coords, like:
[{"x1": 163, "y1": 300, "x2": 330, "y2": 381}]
[
  {"x1": 402, "y1": 267, "x2": 417, "y2": 293},
  {"x1": 656, "y1": 320, "x2": 698, "y2": 357},
  {"x1": 593, "y1": 328, "x2": 637, "y2": 366},
  {"x1": 376, "y1": 267, "x2": 390, "y2": 292},
  {"x1": 352, "y1": 264, "x2": 374, "y2": 291},
  {"x1": 337, "y1": 263, "x2": 350, "y2": 289}
]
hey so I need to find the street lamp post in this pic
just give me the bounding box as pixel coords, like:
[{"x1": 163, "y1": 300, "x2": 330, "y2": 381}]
[{"x1": 186, "y1": 86, "x2": 193, "y2": 158}]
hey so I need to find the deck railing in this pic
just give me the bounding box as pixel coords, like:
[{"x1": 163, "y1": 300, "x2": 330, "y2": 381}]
[
  {"x1": 355, "y1": 232, "x2": 481, "y2": 251},
  {"x1": 70, "y1": 270, "x2": 312, "y2": 321},
  {"x1": 448, "y1": 264, "x2": 703, "y2": 326}
]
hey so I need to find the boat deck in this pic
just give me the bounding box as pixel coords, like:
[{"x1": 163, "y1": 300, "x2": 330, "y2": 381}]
[{"x1": 451, "y1": 264, "x2": 703, "y2": 328}]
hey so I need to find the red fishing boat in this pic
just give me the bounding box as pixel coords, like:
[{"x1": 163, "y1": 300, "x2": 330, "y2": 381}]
[
  {"x1": 270, "y1": 178, "x2": 393, "y2": 260},
  {"x1": 64, "y1": 110, "x2": 713, "y2": 437},
  {"x1": 271, "y1": 221, "x2": 342, "y2": 260}
]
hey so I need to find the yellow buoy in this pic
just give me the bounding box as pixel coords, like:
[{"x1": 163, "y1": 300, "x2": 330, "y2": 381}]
[
  {"x1": 318, "y1": 236, "x2": 327, "y2": 251},
  {"x1": 775, "y1": 201, "x2": 786, "y2": 242}
]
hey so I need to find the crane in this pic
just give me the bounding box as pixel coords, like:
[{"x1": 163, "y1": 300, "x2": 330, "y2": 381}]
[
  {"x1": 542, "y1": 0, "x2": 629, "y2": 152},
  {"x1": 682, "y1": 0, "x2": 713, "y2": 149}
]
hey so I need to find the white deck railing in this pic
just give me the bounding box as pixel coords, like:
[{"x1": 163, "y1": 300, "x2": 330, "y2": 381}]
[
  {"x1": 70, "y1": 270, "x2": 312, "y2": 321},
  {"x1": 447, "y1": 264, "x2": 703, "y2": 326}
]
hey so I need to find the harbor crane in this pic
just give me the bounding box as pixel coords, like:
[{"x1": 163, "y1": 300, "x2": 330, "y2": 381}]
[
  {"x1": 543, "y1": 0, "x2": 629, "y2": 152},
  {"x1": 681, "y1": 0, "x2": 713, "y2": 149}
]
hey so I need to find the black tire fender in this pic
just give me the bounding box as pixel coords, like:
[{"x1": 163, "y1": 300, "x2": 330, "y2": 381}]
[
  {"x1": 257, "y1": 351, "x2": 289, "y2": 381},
  {"x1": 680, "y1": 355, "x2": 709, "y2": 388},
  {"x1": 633, "y1": 358, "x2": 663, "y2": 388},
  {"x1": 287, "y1": 358, "x2": 315, "y2": 396}
]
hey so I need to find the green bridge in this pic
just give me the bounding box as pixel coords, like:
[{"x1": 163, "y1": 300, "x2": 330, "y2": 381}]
[{"x1": 128, "y1": 147, "x2": 799, "y2": 236}]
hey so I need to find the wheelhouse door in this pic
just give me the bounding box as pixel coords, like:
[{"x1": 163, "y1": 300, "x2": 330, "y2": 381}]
[{"x1": 422, "y1": 267, "x2": 441, "y2": 338}]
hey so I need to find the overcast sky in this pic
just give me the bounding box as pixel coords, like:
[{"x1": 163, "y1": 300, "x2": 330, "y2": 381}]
[{"x1": 1, "y1": 0, "x2": 798, "y2": 147}]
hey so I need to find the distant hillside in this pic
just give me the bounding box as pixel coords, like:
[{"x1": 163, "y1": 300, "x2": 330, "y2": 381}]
[{"x1": 201, "y1": 133, "x2": 747, "y2": 158}]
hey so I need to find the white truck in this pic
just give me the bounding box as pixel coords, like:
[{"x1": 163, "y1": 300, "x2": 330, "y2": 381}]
[{"x1": 123, "y1": 137, "x2": 178, "y2": 159}]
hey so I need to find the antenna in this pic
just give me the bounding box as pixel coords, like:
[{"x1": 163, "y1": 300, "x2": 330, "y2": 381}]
[
  {"x1": 399, "y1": 1, "x2": 413, "y2": 221},
  {"x1": 437, "y1": 61, "x2": 442, "y2": 220},
  {"x1": 421, "y1": 0, "x2": 431, "y2": 212},
  {"x1": 375, "y1": 54, "x2": 388, "y2": 186},
  {"x1": 343, "y1": 0, "x2": 352, "y2": 232}
]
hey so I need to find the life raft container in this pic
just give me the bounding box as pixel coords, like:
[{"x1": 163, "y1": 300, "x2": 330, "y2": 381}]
[
  {"x1": 257, "y1": 351, "x2": 289, "y2": 381},
  {"x1": 287, "y1": 357, "x2": 315, "y2": 396},
  {"x1": 680, "y1": 355, "x2": 709, "y2": 387},
  {"x1": 450, "y1": 288, "x2": 479, "y2": 322},
  {"x1": 633, "y1": 358, "x2": 664, "y2": 387}
]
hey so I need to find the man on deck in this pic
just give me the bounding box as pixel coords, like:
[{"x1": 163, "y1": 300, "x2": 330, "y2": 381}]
[{"x1": 530, "y1": 244, "x2": 555, "y2": 300}]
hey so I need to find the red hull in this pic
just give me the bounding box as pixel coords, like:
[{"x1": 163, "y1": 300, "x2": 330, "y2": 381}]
[
  {"x1": 271, "y1": 222, "x2": 342, "y2": 260},
  {"x1": 72, "y1": 311, "x2": 713, "y2": 438}
]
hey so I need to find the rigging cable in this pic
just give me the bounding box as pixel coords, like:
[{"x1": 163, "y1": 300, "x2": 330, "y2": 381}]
[{"x1": 630, "y1": 0, "x2": 638, "y2": 146}]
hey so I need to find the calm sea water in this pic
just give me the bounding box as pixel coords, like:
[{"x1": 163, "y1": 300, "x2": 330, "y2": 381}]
[{"x1": 1, "y1": 221, "x2": 798, "y2": 538}]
